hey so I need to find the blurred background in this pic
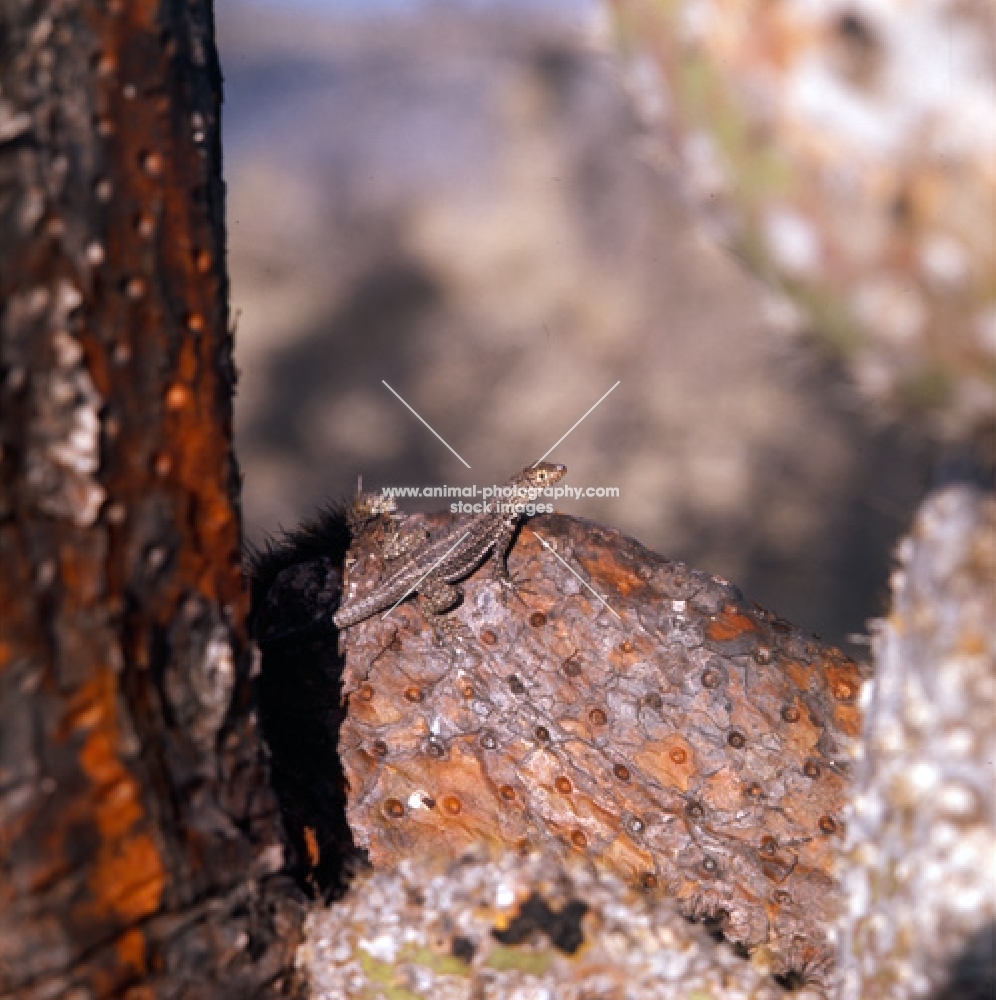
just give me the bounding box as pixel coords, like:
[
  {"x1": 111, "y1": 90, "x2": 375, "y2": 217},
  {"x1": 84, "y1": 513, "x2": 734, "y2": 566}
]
[{"x1": 217, "y1": 0, "x2": 942, "y2": 652}]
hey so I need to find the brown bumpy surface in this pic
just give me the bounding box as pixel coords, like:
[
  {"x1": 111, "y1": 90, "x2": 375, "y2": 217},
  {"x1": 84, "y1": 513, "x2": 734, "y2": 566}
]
[{"x1": 338, "y1": 511, "x2": 868, "y2": 987}]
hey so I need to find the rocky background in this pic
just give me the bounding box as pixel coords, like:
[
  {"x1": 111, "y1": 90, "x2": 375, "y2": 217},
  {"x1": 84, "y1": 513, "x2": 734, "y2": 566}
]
[{"x1": 218, "y1": 1, "x2": 938, "y2": 654}]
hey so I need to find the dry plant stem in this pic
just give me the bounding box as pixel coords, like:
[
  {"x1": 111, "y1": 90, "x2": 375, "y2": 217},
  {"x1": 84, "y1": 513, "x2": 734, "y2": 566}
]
[
  {"x1": 0, "y1": 0, "x2": 302, "y2": 996},
  {"x1": 338, "y1": 509, "x2": 867, "y2": 990}
]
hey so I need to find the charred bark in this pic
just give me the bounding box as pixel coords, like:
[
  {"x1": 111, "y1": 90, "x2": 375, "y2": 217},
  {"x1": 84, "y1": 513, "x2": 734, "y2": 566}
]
[{"x1": 0, "y1": 1, "x2": 303, "y2": 997}]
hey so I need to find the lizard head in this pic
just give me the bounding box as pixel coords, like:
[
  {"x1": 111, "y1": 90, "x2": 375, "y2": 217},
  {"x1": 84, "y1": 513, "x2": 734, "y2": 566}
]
[{"x1": 508, "y1": 462, "x2": 566, "y2": 503}]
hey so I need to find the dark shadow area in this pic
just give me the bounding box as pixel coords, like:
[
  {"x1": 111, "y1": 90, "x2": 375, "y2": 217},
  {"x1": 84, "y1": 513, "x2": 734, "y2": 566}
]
[
  {"x1": 930, "y1": 921, "x2": 996, "y2": 1000},
  {"x1": 491, "y1": 891, "x2": 589, "y2": 955},
  {"x1": 248, "y1": 509, "x2": 366, "y2": 895}
]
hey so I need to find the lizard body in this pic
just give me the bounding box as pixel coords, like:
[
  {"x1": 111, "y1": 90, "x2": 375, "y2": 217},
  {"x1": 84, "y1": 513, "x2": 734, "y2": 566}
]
[{"x1": 333, "y1": 462, "x2": 566, "y2": 627}]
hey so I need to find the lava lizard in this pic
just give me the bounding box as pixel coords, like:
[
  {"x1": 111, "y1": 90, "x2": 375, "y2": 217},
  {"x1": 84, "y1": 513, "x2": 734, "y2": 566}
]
[{"x1": 333, "y1": 462, "x2": 566, "y2": 628}]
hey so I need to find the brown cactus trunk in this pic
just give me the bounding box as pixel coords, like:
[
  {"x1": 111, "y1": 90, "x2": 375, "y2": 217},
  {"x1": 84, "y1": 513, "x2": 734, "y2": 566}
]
[{"x1": 0, "y1": 1, "x2": 303, "y2": 996}]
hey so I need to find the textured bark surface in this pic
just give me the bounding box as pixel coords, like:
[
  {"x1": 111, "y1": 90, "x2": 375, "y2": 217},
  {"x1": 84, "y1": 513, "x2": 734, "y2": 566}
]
[
  {"x1": 0, "y1": 1, "x2": 303, "y2": 996},
  {"x1": 838, "y1": 486, "x2": 996, "y2": 1000},
  {"x1": 334, "y1": 510, "x2": 868, "y2": 990}
]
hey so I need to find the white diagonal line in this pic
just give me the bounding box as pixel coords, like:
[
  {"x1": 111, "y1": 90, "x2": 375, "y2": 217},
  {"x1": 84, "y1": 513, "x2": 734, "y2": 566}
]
[
  {"x1": 530, "y1": 530, "x2": 622, "y2": 620},
  {"x1": 381, "y1": 530, "x2": 471, "y2": 620},
  {"x1": 533, "y1": 380, "x2": 620, "y2": 466},
  {"x1": 382, "y1": 380, "x2": 471, "y2": 469}
]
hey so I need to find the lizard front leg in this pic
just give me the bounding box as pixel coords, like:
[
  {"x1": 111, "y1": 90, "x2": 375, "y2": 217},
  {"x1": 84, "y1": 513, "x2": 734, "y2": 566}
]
[
  {"x1": 490, "y1": 518, "x2": 518, "y2": 583},
  {"x1": 416, "y1": 576, "x2": 471, "y2": 647},
  {"x1": 491, "y1": 519, "x2": 535, "y2": 607},
  {"x1": 416, "y1": 575, "x2": 462, "y2": 617}
]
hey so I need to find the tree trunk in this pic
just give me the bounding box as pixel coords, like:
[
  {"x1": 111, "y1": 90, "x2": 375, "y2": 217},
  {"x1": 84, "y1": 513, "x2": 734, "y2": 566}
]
[{"x1": 0, "y1": 1, "x2": 304, "y2": 996}]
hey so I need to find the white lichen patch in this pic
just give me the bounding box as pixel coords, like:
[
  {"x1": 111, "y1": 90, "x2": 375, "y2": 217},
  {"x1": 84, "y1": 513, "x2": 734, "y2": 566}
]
[
  {"x1": 838, "y1": 486, "x2": 996, "y2": 999},
  {"x1": 299, "y1": 850, "x2": 813, "y2": 999},
  {"x1": 12, "y1": 280, "x2": 106, "y2": 527}
]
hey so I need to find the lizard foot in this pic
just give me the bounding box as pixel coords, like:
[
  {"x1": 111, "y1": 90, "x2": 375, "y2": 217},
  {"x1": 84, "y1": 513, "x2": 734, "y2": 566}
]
[
  {"x1": 496, "y1": 571, "x2": 538, "y2": 611},
  {"x1": 429, "y1": 612, "x2": 474, "y2": 650}
]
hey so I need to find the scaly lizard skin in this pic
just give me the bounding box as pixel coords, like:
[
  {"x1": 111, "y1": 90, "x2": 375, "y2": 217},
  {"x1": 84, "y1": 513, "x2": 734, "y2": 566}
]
[{"x1": 333, "y1": 463, "x2": 566, "y2": 628}]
